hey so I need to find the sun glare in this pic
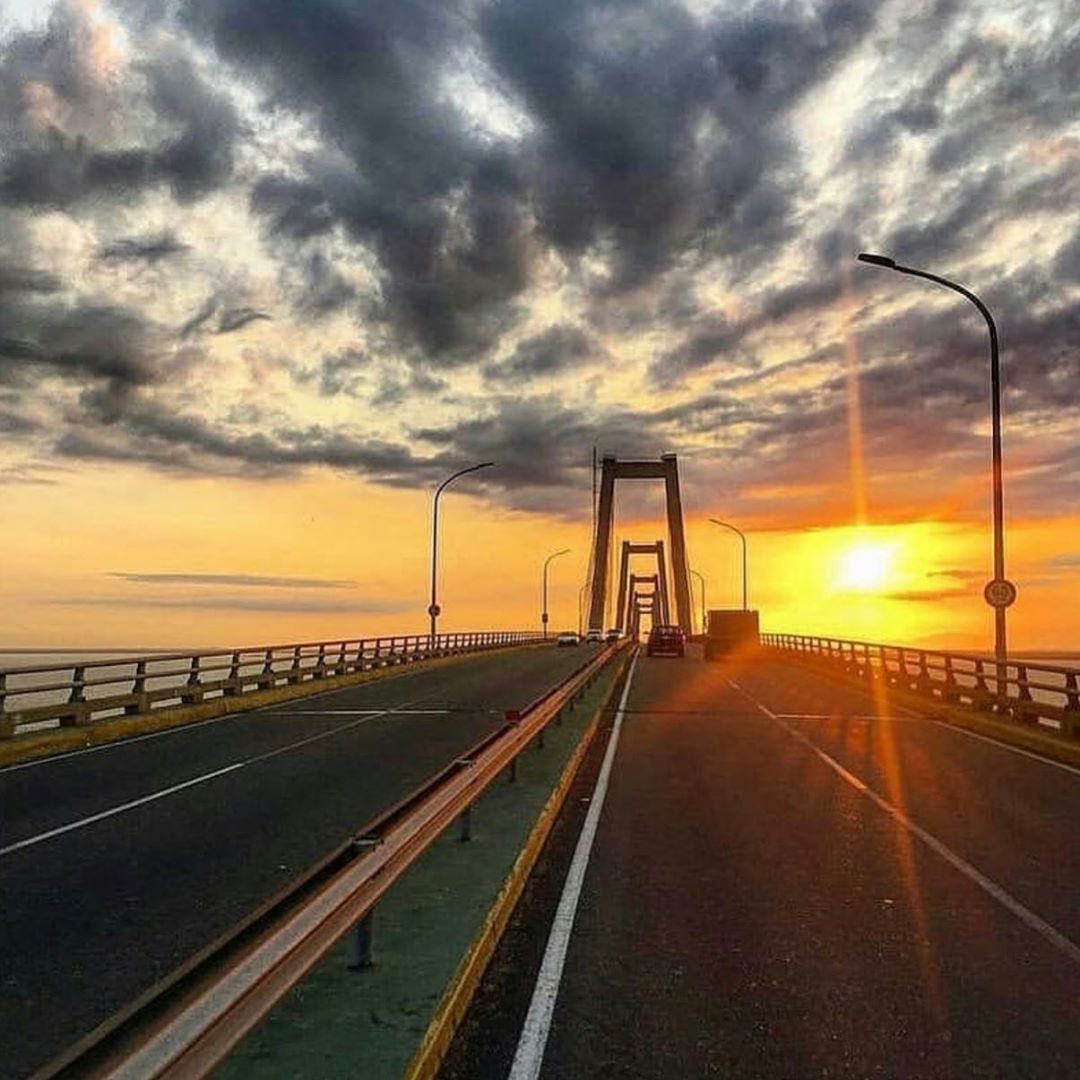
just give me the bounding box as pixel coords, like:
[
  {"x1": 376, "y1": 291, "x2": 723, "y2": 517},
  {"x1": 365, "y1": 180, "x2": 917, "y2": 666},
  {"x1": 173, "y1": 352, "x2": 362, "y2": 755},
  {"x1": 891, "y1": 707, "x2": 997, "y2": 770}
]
[{"x1": 836, "y1": 542, "x2": 896, "y2": 592}]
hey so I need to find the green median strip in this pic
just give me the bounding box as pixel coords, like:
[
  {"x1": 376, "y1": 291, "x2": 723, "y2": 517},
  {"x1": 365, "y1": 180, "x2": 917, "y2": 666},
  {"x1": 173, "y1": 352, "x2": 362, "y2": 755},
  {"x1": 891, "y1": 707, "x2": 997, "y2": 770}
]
[{"x1": 213, "y1": 652, "x2": 628, "y2": 1080}]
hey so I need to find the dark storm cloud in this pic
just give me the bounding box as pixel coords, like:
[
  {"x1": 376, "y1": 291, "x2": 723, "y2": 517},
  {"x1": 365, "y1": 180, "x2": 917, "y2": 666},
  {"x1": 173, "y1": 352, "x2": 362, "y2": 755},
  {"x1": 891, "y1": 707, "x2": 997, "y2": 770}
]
[
  {"x1": 0, "y1": 301, "x2": 158, "y2": 391},
  {"x1": 57, "y1": 393, "x2": 448, "y2": 485},
  {"x1": 294, "y1": 253, "x2": 356, "y2": 318},
  {"x1": 98, "y1": 231, "x2": 190, "y2": 263},
  {"x1": 0, "y1": 261, "x2": 62, "y2": 294},
  {"x1": 482, "y1": 323, "x2": 601, "y2": 383},
  {"x1": 58, "y1": 595, "x2": 405, "y2": 614},
  {"x1": 216, "y1": 307, "x2": 272, "y2": 334},
  {"x1": 0, "y1": 8, "x2": 240, "y2": 210},
  {"x1": 482, "y1": 0, "x2": 880, "y2": 288},
  {"x1": 110, "y1": 572, "x2": 355, "y2": 588}
]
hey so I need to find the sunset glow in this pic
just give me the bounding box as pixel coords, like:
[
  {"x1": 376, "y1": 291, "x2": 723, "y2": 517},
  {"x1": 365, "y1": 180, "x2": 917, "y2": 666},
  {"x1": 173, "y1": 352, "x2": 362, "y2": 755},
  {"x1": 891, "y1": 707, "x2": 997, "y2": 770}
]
[
  {"x1": 0, "y1": 0, "x2": 1076, "y2": 654},
  {"x1": 835, "y1": 542, "x2": 897, "y2": 593}
]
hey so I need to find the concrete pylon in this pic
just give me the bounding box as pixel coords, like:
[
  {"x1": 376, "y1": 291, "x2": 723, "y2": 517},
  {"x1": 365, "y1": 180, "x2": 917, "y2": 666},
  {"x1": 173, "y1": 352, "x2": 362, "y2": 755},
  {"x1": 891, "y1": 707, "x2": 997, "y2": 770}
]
[
  {"x1": 587, "y1": 454, "x2": 693, "y2": 633},
  {"x1": 626, "y1": 573, "x2": 662, "y2": 628},
  {"x1": 614, "y1": 541, "x2": 669, "y2": 632}
]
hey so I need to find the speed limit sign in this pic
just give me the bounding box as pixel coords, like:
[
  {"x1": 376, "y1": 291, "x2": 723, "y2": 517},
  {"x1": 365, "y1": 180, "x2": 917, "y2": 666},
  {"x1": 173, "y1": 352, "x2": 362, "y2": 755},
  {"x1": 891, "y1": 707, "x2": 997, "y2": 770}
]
[{"x1": 984, "y1": 579, "x2": 1017, "y2": 609}]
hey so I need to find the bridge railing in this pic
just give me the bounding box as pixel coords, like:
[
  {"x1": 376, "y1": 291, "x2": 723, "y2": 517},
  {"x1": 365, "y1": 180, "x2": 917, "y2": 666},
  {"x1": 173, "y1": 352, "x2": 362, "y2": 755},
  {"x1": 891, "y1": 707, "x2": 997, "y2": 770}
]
[
  {"x1": 762, "y1": 633, "x2": 1080, "y2": 738},
  {"x1": 0, "y1": 632, "x2": 544, "y2": 738}
]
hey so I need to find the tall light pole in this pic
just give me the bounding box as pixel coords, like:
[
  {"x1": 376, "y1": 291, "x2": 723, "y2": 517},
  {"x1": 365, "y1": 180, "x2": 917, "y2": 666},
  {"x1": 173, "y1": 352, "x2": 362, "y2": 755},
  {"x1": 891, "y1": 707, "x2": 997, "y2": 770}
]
[
  {"x1": 689, "y1": 569, "x2": 707, "y2": 634},
  {"x1": 429, "y1": 462, "x2": 494, "y2": 642},
  {"x1": 577, "y1": 581, "x2": 589, "y2": 636},
  {"x1": 857, "y1": 253, "x2": 1013, "y2": 671},
  {"x1": 542, "y1": 549, "x2": 571, "y2": 638},
  {"x1": 709, "y1": 518, "x2": 747, "y2": 611}
]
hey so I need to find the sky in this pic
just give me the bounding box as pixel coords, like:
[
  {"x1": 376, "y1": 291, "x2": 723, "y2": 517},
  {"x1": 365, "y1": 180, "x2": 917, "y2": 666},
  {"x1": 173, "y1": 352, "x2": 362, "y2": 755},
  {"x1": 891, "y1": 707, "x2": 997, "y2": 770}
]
[{"x1": 0, "y1": 0, "x2": 1077, "y2": 651}]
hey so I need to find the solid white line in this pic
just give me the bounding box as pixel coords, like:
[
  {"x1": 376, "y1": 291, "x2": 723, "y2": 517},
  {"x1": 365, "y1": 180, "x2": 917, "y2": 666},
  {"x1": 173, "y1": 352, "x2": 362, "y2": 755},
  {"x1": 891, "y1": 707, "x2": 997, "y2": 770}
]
[
  {"x1": 730, "y1": 681, "x2": 1080, "y2": 966},
  {"x1": 0, "y1": 702, "x2": 418, "y2": 858},
  {"x1": 929, "y1": 719, "x2": 1080, "y2": 777},
  {"x1": 267, "y1": 709, "x2": 450, "y2": 716},
  {"x1": 508, "y1": 651, "x2": 640, "y2": 1080}
]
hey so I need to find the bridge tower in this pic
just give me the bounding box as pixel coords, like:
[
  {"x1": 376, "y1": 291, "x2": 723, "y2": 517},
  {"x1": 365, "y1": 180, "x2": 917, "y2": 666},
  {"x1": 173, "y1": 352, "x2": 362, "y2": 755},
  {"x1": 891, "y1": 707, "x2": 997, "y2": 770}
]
[
  {"x1": 587, "y1": 454, "x2": 693, "y2": 634},
  {"x1": 614, "y1": 541, "x2": 670, "y2": 633},
  {"x1": 625, "y1": 572, "x2": 665, "y2": 628}
]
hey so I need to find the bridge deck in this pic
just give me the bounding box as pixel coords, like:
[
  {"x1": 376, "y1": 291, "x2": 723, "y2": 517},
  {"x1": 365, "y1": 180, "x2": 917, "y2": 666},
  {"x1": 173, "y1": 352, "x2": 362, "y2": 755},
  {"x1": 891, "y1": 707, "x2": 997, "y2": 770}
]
[
  {"x1": 0, "y1": 644, "x2": 598, "y2": 1080},
  {"x1": 443, "y1": 648, "x2": 1080, "y2": 1079}
]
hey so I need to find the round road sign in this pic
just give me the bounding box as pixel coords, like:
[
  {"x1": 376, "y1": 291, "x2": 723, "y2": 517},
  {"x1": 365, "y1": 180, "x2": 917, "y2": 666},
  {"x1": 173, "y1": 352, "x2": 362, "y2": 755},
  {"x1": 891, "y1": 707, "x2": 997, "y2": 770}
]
[
  {"x1": 983, "y1": 579, "x2": 1017, "y2": 609},
  {"x1": 428, "y1": 603, "x2": 441, "y2": 617}
]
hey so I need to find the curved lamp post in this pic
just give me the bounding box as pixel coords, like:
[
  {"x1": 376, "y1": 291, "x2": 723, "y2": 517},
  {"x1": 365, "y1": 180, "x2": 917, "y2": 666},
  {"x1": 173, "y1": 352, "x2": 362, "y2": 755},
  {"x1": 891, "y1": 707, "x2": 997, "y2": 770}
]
[
  {"x1": 689, "y1": 569, "x2": 707, "y2": 634},
  {"x1": 709, "y1": 518, "x2": 747, "y2": 611},
  {"x1": 542, "y1": 549, "x2": 571, "y2": 638},
  {"x1": 429, "y1": 462, "x2": 495, "y2": 642},
  {"x1": 857, "y1": 253, "x2": 1011, "y2": 669}
]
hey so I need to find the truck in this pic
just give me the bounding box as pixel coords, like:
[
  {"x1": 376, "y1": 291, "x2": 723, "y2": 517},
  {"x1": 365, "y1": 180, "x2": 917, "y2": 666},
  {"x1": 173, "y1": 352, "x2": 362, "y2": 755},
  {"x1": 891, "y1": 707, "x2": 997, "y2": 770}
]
[{"x1": 703, "y1": 609, "x2": 760, "y2": 661}]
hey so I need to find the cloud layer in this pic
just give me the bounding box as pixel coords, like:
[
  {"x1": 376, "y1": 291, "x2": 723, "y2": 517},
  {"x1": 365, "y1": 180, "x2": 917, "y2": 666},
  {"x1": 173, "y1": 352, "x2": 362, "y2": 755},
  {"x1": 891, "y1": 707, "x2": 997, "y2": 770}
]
[{"x1": 0, "y1": 0, "x2": 1076, "y2": 527}]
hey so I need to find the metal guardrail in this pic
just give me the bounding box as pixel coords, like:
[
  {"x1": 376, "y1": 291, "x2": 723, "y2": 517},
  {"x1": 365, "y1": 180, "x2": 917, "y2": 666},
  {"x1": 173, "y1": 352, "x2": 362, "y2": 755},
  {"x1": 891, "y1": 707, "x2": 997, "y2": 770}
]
[
  {"x1": 0, "y1": 632, "x2": 543, "y2": 737},
  {"x1": 763, "y1": 633, "x2": 1080, "y2": 738},
  {"x1": 37, "y1": 640, "x2": 629, "y2": 1080}
]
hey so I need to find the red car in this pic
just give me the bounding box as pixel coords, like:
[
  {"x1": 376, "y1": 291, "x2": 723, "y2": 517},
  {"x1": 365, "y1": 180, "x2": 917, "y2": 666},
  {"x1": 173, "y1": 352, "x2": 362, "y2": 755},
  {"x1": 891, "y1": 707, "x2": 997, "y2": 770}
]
[{"x1": 646, "y1": 624, "x2": 686, "y2": 657}]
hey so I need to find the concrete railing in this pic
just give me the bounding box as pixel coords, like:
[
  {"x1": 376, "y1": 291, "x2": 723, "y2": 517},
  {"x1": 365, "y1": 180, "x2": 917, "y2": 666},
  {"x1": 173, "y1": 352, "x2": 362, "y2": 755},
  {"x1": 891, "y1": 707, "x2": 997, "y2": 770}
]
[
  {"x1": 0, "y1": 632, "x2": 544, "y2": 737},
  {"x1": 38, "y1": 641, "x2": 628, "y2": 1079},
  {"x1": 763, "y1": 633, "x2": 1080, "y2": 739}
]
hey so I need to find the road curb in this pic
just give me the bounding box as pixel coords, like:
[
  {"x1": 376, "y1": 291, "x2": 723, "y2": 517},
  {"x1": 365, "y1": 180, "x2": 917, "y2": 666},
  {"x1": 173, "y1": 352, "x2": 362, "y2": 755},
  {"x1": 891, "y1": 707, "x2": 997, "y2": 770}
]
[
  {"x1": 401, "y1": 648, "x2": 633, "y2": 1080},
  {"x1": 769, "y1": 651, "x2": 1080, "y2": 770},
  {"x1": 0, "y1": 645, "x2": 543, "y2": 769}
]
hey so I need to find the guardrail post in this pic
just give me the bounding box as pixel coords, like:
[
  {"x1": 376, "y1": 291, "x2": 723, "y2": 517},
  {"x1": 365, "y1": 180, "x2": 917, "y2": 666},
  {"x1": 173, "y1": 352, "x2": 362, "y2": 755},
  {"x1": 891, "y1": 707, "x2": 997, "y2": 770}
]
[
  {"x1": 182, "y1": 656, "x2": 203, "y2": 705},
  {"x1": 260, "y1": 649, "x2": 275, "y2": 691},
  {"x1": 126, "y1": 660, "x2": 149, "y2": 715},
  {"x1": 336, "y1": 642, "x2": 348, "y2": 675},
  {"x1": 223, "y1": 651, "x2": 241, "y2": 696},
  {"x1": 61, "y1": 666, "x2": 86, "y2": 727},
  {"x1": 288, "y1": 646, "x2": 302, "y2": 685},
  {"x1": 347, "y1": 910, "x2": 375, "y2": 971},
  {"x1": 972, "y1": 659, "x2": 991, "y2": 712},
  {"x1": 0, "y1": 673, "x2": 10, "y2": 738},
  {"x1": 1015, "y1": 664, "x2": 1033, "y2": 724},
  {"x1": 943, "y1": 656, "x2": 960, "y2": 703},
  {"x1": 917, "y1": 652, "x2": 932, "y2": 696},
  {"x1": 459, "y1": 804, "x2": 472, "y2": 842},
  {"x1": 315, "y1": 644, "x2": 327, "y2": 678},
  {"x1": 1064, "y1": 673, "x2": 1080, "y2": 738}
]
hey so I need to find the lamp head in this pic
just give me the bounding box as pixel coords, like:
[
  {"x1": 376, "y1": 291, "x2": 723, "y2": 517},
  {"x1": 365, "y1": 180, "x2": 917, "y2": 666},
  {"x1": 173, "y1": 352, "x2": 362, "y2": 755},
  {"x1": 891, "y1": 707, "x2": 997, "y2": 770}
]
[{"x1": 857, "y1": 252, "x2": 897, "y2": 269}]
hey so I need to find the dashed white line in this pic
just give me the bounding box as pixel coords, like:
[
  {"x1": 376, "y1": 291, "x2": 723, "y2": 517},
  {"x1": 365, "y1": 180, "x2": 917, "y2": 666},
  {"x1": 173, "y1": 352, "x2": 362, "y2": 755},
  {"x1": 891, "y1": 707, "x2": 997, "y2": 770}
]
[
  {"x1": 508, "y1": 651, "x2": 640, "y2": 1080},
  {"x1": 730, "y1": 680, "x2": 1080, "y2": 967},
  {"x1": 0, "y1": 700, "x2": 427, "y2": 858}
]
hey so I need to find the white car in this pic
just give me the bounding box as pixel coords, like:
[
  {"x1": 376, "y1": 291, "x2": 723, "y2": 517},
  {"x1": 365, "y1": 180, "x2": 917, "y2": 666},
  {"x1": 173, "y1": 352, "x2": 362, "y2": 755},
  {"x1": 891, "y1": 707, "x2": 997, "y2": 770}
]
[
  {"x1": 605, "y1": 628, "x2": 621, "y2": 642},
  {"x1": 585, "y1": 628, "x2": 604, "y2": 644},
  {"x1": 556, "y1": 631, "x2": 579, "y2": 647}
]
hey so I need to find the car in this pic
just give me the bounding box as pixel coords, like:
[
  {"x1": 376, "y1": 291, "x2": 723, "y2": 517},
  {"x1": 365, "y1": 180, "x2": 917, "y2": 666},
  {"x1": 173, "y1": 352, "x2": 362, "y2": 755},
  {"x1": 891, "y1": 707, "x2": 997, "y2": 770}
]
[
  {"x1": 585, "y1": 627, "x2": 604, "y2": 644},
  {"x1": 556, "y1": 631, "x2": 579, "y2": 647},
  {"x1": 605, "y1": 628, "x2": 621, "y2": 642},
  {"x1": 646, "y1": 624, "x2": 686, "y2": 657}
]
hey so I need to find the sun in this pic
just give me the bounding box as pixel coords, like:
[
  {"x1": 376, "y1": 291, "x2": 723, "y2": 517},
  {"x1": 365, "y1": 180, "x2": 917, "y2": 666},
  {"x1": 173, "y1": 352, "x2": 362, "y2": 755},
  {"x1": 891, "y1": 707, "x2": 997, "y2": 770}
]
[{"x1": 836, "y1": 542, "x2": 896, "y2": 592}]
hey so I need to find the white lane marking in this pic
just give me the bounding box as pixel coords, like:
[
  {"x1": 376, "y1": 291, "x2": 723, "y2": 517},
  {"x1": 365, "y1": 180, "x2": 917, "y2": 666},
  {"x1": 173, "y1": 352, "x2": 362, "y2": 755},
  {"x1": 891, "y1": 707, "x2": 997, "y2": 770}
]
[
  {"x1": 929, "y1": 720, "x2": 1080, "y2": 777},
  {"x1": 264, "y1": 708, "x2": 450, "y2": 716},
  {"x1": 508, "y1": 651, "x2": 640, "y2": 1080},
  {"x1": 731, "y1": 681, "x2": 1080, "y2": 966},
  {"x1": 0, "y1": 674, "x2": 426, "y2": 776},
  {"x1": 774, "y1": 713, "x2": 917, "y2": 722},
  {"x1": 0, "y1": 701, "x2": 425, "y2": 858}
]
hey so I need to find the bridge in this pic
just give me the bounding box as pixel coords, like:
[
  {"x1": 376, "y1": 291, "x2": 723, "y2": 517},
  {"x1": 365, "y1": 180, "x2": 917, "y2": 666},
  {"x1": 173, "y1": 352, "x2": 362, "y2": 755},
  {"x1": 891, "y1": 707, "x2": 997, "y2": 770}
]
[{"x1": 1, "y1": 456, "x2": 1077, "y2": 1080}]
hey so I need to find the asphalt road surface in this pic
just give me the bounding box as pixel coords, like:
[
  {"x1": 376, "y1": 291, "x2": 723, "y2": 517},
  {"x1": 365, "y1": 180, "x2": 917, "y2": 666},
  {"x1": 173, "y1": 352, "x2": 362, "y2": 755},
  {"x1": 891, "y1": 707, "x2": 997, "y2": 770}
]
[
  {"x1": 0, "y1": 643, "x2": 601, "y2": 1080},
  {"x1": 442, "y1": 647, "x2": 1080, "y2": 1079}
]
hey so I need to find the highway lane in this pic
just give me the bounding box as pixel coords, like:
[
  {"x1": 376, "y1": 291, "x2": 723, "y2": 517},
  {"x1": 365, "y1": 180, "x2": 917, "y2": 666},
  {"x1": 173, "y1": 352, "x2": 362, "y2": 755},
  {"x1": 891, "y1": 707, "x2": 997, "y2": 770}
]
[
  {"x1": 444, "y1": 648, "x2": 1080, "y2": 1079},
  {"x1": 0, "y1": 643, "x2": 600, "y2": 1080}
]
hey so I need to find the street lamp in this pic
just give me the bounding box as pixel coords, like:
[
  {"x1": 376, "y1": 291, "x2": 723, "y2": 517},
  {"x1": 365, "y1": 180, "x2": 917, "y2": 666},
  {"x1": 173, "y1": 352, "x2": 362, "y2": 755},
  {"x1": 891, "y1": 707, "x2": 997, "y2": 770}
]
[
  {"x1": 429, "y1": 462, "x2": 495, "y2": 642},
  {"x1": 708, "y1": 518, "x2": 748, "y2": 611},
  {"x1": 689, "y1": 569, "x2": 707, "y2": 634},
  {"x1": 856, "y1": 253, "x2": 1013, "y2": 670},
  {"x1": 542, "y1": 549, "x2": 571, "y2": 638}
]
